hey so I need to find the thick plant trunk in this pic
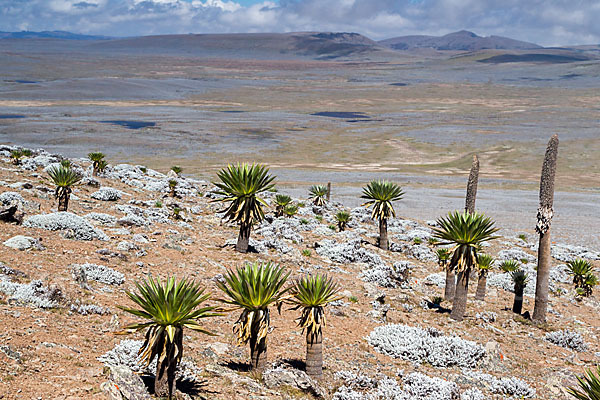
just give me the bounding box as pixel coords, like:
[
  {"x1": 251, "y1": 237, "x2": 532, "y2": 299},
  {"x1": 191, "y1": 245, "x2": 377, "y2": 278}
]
[
  {"x1": 235, "y1": 222, "x2": 251, "y2": 253},
  {"x1": 533, "y1": 231, "x2": 551, "y2": 321},
  {"x1": 326, "y1": 182, "x2": 331, "y2": 202},
  {"x1": 451, "y1": 269, "x2": 470, "y2": 321},
  {"x1": 465, "y1": 155, "x2": 479, "y2": 214},
  {"x1": 444, "y1": 268, "x2": 456, "y2": 300},
  {"x1": 513, "y1": 284, "x2": 525, "y2": 314},
  {"x1": 250, "y1": 334, "x2": 267, "y2": 372},
  {"x1": 533, "y1": 135, "x2": 558, "y2": 323},
  {"x1": 475, "y1": 274, "x2": 487, "y2": 301},
  {"x1": 58, "y1": 193, "x2": 69, "y2": 212},
  {"x1": 92, "y1": 163, "x2": 98, "y2": 177},
  {"x1": 378, "y1": 218, "x2": 388, "y2": 250},
  {"x1": 305, "y1": 331, "x2": 323, "y2": 380},
  {"x1": 154, "y1": 332, "x2": 180, "y2": 399}
]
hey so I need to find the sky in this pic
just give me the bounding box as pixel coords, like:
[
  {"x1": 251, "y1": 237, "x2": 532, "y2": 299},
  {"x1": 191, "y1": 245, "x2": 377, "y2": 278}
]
[{"x1": 1, "y1": 0, "x2": 599, "y2": 46}]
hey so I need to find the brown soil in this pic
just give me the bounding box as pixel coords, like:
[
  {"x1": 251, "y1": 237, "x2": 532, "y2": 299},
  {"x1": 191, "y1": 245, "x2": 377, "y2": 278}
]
[{"x1": 0, "y1": 157, "x2": 598, "y2": 400}]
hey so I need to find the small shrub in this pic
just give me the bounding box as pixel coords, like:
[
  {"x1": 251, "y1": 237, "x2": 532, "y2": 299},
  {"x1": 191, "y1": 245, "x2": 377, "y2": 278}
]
[
  {"x1": 283, "y1": 204, "x2": 299, "y2": 218},
  {"x1": 154, "y1": 200, "x2": 163, "y2": 208},
  {"x1": 171, "y1": 165, "x2": 182, "y2": 174},
  {"x1": 545, "y1": 329, "x2": 588, "y2": 352},
  {"x1": 427, "y1": 237, "x2": 439, "y2": 245},
  {"x1": 300, "y1": 218, "x2": 309, "y2": 225},
  {"x1": 500, "y1": 260, "x2": 520, "y2": 273},
  {"x1": 328, "y1": 224, "x2": 337, "y2": 231},
  {"x1": 349, "y1": 296, "x2": 358, "y2": 303},
  {"x1": 315, "y1": 215, "x2": 323, "y2": 222},
  {"x1": 413, "y1": 237, "x2": 422, "y2": 245},
  {"x1": 518, "y1": 234, "x2": 527, "y2": 241},
  {"x1": 302, "y1": 249, "x2": 311, "y2": 257}
]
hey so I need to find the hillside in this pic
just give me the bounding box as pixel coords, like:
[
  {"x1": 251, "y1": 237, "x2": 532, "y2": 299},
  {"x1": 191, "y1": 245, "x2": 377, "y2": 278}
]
[
  {"x1": 0, "y1": 144, "x2": 598, "y2": 399},
  {"x1": 89, "y1": 32, "x2": 393, "y2": 60},
  {"x1": 380, "y1": 30, "x2": 541, "y2": 51},
  {"x1": 0, "y1": 30, "x2": 111, "y2": 40}
]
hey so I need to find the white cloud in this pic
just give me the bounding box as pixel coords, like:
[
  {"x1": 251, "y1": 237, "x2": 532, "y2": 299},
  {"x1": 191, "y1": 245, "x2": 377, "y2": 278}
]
[{"x1": 0, "y1": 0, "x2": 599, "y2": 45}]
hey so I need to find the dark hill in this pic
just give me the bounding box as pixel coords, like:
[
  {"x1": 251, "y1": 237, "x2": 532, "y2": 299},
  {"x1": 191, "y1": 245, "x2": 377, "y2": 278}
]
[
  {"x1": 88, "y1": 32, "x2": 391, "y2": 60},
  {"x1": 379, "y1": 30, "x2": 541, "y2": 51},
  {"x1": 0, "y1": 30, "x2": 111, "y2": 40}
]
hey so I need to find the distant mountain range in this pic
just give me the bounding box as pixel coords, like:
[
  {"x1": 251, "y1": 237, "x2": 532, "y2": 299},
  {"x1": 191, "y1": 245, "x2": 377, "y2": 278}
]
[
  {"x1": 379, "y1": 30, "x2": 541, "y2": 51},
  {"x1": 0, "y1": 30, "x2": 597, "y2": 63},
  {"x1": 87, "y1": 32, "x2": 393, "y2": 60},
  {"x1": 0, "y1": 30, "x2": 111, "y2": 40}
]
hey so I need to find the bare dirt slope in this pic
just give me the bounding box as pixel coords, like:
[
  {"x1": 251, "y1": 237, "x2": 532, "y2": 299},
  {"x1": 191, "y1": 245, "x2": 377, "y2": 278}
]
[{"x1": 0, "y1": 145, "x2": 598, "y2": 400}]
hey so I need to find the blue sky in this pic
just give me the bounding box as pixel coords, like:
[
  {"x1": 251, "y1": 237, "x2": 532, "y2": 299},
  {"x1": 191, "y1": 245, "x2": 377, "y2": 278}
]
[{"x1": 1, "y1": 0, "x2": 599, "y2": 45}]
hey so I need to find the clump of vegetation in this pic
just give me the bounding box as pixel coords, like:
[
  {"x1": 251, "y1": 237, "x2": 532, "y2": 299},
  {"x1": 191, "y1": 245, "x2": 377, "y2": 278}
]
[
  {"x1": 302, "y1": 249, "x2": 311, "y2": 257},
  {"x1": 217, "y1": 262, "x2": 290, "y2": 371},
  {"x1": 168, "y1": 179, "x2": 178, "y2": 198},
  {"x1": 315, "y1": 215, "x2": 323, "y2": 223},
  {"x1": 283, "y1": 204, "x2": 299, "y2": 218},
  {"x1": 60, "y1": 159, "x2": 71, "y2": 168},
  {"x1": 154, "y1": 200, "x2": 163, "y2": 208},
  {"x1": 172, "y1": 207, "x2": 182, "y2": 220},
  {"x1": 577, "y1": 273, "x2": 598, "y2": 299},
  {"x1": 213, "y1": 163, "x2": 275, "y2": 253},
  {"x1": 117, "y1": 277, "x2": 220, "y2": 398},
  {"x1": 335, "y1": 211, "x2": 351, "y2": 232},
  {"x1": 309, "y1": 185, "x2": 328, "y2": 207},
  {"x1": 435, "y1": 248, "x2": 453, "y2": 300},
  {"x1": 274, "y1": 194, "x2": 292, "y2": 217},
  {"x1": 88, "y1": 152, "x2": 106, "y2": 176},
  {"x1": 433, "y1": 210, "x2": 499, "y2": 321},
  {"x1": 500, "y1": 260, "x2": 520, "y2": 273},
  {"x1": 361, "y1": 180, "x2": 404, "y2": 251},
  {"x1": 511, "y1": 269, "x2": 529, "y2": 314},
  {"x1": 47, "y1": 165, "x2": 82, "y2": 212},
  {"x1": 348, "y1": 295, "x2": 358, "y2": 303},
  {"x1": 428, "y1": 237, "x2": 439, "y2": 246},
  {"x1": 300, "y1": 218, "x2": 309, "y2": 225},
  {"x1": 413, "y1": 237, "x2": 423, "y2": 245},
  {"x1": 517, "y1": 234, "x2": 528, "y2": 241},
  {"x1": 567, "y1": 366, "x2": 600, "y2": 400},
  {"x1": 288, "y1": 273, "x2": 341, "y2": 379},
  {"x1": 171, "y1": 165, "x2": 182, "y2": 175},
  {"x1": 475, "y1": 254, "x2": 494, "y2": 301},
  {"x1": 430, "y1": 296, "x2": 443, "y2": 305},
  {"x1": 10, "y1": 149, "x2": 32, "y2": 165},
  {"x1": 567, "y1": 259, "x2": 594, "y2": 288},
  {"x1": 328, "y1": 224, "x2": 337, "y2": 231}
]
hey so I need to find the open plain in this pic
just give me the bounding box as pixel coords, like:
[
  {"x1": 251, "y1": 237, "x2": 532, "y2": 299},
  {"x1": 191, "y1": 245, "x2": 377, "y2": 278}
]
[{"x1": 0, "y1": 33, "x2": 599, "y2": 399}]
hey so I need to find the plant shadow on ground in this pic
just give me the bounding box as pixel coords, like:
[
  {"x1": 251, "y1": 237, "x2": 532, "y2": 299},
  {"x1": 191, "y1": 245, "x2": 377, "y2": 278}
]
[
  {"x1": 281, "y1": 358, "x2": 306, "y2": 371},
  {"x1": 140, "y1": 375, "x2": 216, "y2": 398},
  {"x1": 223, "y1": 360, "x2": 252, "y2": 372},
  {"x1": 424, "y1": 300, "x2": 452, "y2": 314}
]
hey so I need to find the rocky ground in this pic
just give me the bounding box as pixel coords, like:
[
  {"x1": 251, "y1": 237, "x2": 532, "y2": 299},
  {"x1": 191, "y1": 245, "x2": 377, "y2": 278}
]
[{"x1": 0, "y1": 145, "x2": 598, "y2": 400}]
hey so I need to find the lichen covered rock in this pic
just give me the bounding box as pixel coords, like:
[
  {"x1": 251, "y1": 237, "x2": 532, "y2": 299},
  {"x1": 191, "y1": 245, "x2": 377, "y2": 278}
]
[{"x1": 23, "y1": 212, "x2": 109, "y2": 241}]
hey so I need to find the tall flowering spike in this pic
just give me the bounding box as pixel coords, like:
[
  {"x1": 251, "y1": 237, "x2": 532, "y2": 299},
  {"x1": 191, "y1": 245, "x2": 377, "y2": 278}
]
[
  {"x1": 532, "y1": 134, "x2": 559, "y2": 323},
  {"x1": 535, "y1": 135, "x2": 559, "y2": 234},
  {"x1": 465, "y1": 154, "x2": 479, "y2": 214}
]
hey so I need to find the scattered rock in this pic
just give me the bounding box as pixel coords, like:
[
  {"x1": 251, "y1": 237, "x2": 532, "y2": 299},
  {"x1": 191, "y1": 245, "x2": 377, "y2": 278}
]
[
  {"x1": 72, "y1": 263, "x2": 125, "y2": 286},
  {"x1": 367, "y1": 324, "x2": 486, "y2": 368},
  {"x1": 3, "y1": 235, "x2": 44, "y2": 251},
  {"x1": 100, "y1": 365, "x2": 152, "y2": 400},
  {"x1": 23, "y1": 212, "x2": 109, "y2": 241},
  {"x1": 91, "y1": 187, "x2": 123, "y2": 201},
  {"x1": 263, "y1": 362, "x2": 325, "y2": 398}
]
